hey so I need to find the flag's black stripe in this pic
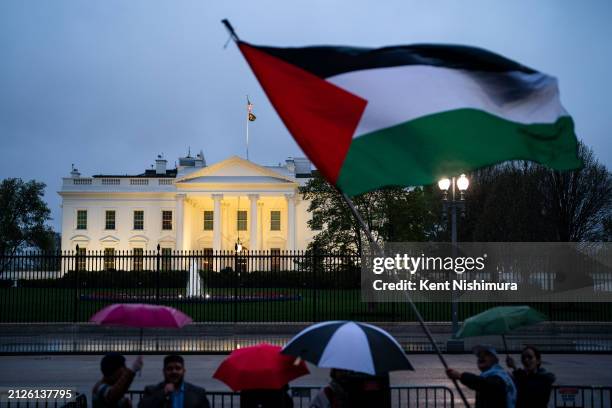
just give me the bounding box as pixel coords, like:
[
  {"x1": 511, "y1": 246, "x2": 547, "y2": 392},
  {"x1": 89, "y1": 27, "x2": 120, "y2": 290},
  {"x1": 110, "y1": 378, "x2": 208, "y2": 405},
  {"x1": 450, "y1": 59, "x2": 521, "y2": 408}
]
[{"x1": 243, "y1": 41, "x2": 537, "y2": 78}]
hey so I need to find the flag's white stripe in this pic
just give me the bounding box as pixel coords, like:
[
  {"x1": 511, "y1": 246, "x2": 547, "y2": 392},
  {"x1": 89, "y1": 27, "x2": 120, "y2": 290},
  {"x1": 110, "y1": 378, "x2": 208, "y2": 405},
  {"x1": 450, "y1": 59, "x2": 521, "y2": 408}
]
[
  {"x1": 326, "y1": 65, "x2": 567, "y2": 139},
  {"x1": 318, "y1": 322, "x2": 375, "y2": 375}
]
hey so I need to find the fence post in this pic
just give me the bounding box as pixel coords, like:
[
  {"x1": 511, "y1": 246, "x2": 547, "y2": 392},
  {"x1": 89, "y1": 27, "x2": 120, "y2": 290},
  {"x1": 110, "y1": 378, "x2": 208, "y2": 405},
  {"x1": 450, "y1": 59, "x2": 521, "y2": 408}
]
[
  {"x1": 156, "y1": 244, "x2": 161, "y2": 304},
  {"x1": 233, "y1": 250, "x2": 238, "y2": 324},
  {"x1": 312, "y1": 244, "x2": 318, "y2": 322},
  {"x1": 73, "y1": 245, "x2": 79, "y2": 323}
]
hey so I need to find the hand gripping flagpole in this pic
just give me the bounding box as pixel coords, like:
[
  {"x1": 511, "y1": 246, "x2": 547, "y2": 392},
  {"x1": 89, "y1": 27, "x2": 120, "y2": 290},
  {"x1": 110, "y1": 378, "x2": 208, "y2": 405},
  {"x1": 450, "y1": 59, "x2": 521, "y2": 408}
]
[
  {"x1": 338, "y1": 190, "x2": 470, "y2": 408},
  {"x1": 221, "y1": 19, "x2": 470, "y2": 407}
]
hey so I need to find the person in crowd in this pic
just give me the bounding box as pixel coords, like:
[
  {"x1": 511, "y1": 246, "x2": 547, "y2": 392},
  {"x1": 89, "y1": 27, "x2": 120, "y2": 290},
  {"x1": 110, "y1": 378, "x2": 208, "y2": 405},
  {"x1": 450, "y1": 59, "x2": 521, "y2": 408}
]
[
  {"x1": 310, "y1": 369, "x2": 390, "y2": 408},
  {"x1": 506, "y1": 346, "x2": 556, "y2": 408},
  {"x1": 309, "y1": 369, "x2": 350, "y2": 408},
  {"x1": 240, "y1": 384, "x2": 293, "y2": 408},
  {"x1": 93, "y1": 353, "x2": 143, "y2": 408},
  {"x1": 446, "y1": 345, "x2": 517, "y2": 408},
  {"x1": 138, "y1": 354, "x2": 210, "y2": 408}
]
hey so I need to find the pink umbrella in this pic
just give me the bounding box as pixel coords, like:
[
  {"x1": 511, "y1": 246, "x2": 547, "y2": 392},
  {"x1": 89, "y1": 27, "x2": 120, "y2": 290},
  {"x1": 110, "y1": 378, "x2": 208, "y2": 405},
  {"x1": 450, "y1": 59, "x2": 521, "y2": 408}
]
[{"x1": 90, "y1": 303, "x2": 192, "y2": 351}]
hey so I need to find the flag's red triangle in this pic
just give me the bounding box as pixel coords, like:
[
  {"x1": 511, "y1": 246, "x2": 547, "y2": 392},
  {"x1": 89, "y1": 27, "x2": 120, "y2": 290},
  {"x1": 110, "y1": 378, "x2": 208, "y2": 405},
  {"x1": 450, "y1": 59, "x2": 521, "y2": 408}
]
[{"x1": 238, "y1": 42, "x2": 367, "y2": 184}]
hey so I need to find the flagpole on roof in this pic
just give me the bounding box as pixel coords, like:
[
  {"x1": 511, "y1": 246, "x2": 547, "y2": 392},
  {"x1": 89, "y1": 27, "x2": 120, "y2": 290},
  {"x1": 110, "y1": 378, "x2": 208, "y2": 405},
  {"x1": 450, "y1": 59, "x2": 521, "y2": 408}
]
[
  {"x1": 246, "y1": 95, "x2": 250, "y2": 161},
  {"x1": 338, "y1": 189, "x2": 471, "y2": 408}
]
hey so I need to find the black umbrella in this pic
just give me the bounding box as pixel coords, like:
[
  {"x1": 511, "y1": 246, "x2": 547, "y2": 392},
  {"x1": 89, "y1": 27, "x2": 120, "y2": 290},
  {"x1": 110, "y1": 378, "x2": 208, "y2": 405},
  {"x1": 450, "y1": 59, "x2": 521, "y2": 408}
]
[{"x1": 282, "y1": 321, "x2": 413, "y2": 375}]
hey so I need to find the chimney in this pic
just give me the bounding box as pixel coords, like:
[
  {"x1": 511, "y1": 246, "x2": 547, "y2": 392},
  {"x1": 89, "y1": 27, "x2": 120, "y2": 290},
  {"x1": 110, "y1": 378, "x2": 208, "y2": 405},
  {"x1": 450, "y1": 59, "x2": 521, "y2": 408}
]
[
  {"x1": 70, "y1": 164, "x2": 81, "y2": 178},
  {"x1": 155, "y1": 155, "x2": 167, "y2": 175},
  {"x1": 194, "y1": 150, "x2": 206, "y2": 168},
  {"x1": 285, "y1": 158, "x2": 296, "y2": 173}
]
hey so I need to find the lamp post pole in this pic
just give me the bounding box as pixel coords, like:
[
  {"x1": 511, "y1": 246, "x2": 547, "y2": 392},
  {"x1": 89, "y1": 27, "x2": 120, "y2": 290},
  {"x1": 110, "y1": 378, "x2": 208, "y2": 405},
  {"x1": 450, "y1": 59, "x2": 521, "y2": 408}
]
[{"x1": 439, "y1": 174, "x2": 469, "y2": 351}]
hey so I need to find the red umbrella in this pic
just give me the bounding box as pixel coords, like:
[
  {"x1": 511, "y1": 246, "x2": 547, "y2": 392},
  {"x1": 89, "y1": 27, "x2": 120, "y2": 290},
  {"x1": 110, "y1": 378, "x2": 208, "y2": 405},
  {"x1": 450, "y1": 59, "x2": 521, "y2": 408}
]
[
  {"x1": 90, "y1": 303, "x2": 193, "y2": 351},
  {"x1": 213, "y1": 343, "x2": 309, "y2": 391}
]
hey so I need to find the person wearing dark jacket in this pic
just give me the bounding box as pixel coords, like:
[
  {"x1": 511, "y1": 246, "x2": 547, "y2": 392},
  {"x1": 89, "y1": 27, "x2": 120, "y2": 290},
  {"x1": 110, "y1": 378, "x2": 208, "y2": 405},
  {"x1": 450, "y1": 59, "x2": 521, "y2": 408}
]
[
  {"x1": 506, "y1": 346, "x2": 555, "y2": 408},
  {"x1": 138, "y1": 355, "x2": 210, "y2": 408},
  {"x1": 240, "y1": 385, "x2": 293, "y2": 408},
  {"x1": 447, "y1": 346, "x2": 516, "y2": 408}
]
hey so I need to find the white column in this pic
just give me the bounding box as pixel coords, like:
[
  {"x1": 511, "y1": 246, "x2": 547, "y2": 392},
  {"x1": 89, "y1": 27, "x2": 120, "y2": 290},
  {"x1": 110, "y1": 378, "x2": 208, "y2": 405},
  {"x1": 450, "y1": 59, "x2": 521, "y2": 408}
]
[
  {"x1": 176, "y1": 193, "x2": 186, "y2": 251},
  {"x1": 285, "y1": 193, "x2": 296, "y2": 250},
  {"x1": 212, "y1": 194, "x2": 223, "y2": 252},
  {"x1": 258, "y1": 202, "x2": 264, "y2": 250},
  {"x1": 222, "y1": 201, "x2": 230, "y2": 251},
  {"x1": 248, "y1": 194, "x2": 259, "y2": 251}
]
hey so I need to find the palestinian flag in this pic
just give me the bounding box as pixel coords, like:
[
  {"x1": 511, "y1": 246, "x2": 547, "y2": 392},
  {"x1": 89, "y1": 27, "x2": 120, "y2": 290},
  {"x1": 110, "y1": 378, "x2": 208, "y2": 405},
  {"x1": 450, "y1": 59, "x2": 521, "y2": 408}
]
[{"x1": 237, "y1": 41, "x2": 581, "y2": 196}]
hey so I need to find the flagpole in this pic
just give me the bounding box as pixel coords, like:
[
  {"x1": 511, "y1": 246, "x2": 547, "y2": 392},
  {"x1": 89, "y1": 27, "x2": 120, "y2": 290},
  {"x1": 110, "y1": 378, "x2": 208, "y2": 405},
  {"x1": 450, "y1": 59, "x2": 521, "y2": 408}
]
[
  {"x1": 221, "y1": 19, "x2": 470, "y2": 407},
  {"x1": 338, "y1": 189, "x2": 471, "y2": 408},
  {"x1": 246, "y1": 96, "x2": 250, "y2": 161}
]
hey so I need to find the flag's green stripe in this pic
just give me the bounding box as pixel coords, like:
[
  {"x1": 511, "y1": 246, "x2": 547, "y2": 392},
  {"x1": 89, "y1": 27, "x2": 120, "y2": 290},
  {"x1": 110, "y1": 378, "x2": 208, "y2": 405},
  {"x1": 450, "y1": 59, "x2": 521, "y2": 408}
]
[{"x1": 337, "y1": 108, "x2": 580, "y2": 196}]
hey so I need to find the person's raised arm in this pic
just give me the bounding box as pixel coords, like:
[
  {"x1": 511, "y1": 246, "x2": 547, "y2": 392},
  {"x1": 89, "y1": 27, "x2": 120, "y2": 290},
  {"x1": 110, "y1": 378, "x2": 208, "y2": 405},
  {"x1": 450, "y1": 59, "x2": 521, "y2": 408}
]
[{"x1": 106, "y1": 356, "x2": 143, "y2": 404}]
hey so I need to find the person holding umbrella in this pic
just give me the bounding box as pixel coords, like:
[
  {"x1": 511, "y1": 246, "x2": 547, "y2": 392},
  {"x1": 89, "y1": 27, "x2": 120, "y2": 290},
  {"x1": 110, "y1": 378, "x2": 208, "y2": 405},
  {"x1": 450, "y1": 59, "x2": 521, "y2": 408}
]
[
  {"x1": 308, "y1": 369, "x2": 356, "y2": 408},
  {"x1": 506, "y1": 346, "x2": 556, "y2": 408},
  {"x1": 446, "y1": 346, "x2": 516, "y2": 408},
  {"x1": 282, "y1": 321, "x2": 411, "y2": 408},
  {"x1": 93, "y1": 353, "x2": 143, "y2": 408},
  {"x1": 213, "y1": 343, "x2": 309, "y2": 408},
  {"x1": 139, "y1": 354, "x2": 210, "y2": 408}
]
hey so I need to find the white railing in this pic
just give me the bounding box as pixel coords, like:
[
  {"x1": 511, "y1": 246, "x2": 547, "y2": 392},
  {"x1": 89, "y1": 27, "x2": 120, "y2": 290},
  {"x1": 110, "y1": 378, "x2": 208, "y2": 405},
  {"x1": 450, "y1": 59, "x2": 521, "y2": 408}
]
[
  {"x1": 101, "y1": 178, "x2": 121, "y2": 185},
  {"x1": 130, "y1": 179, "x2": 149, "y2": 185},
  {"x1": 73, "y1": 178, "x2": 92, "y2": 185}
]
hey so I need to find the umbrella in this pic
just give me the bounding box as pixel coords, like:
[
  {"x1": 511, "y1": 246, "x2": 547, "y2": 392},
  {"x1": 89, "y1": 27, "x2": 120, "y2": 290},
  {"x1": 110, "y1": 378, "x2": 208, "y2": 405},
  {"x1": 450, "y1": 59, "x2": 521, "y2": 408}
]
[
  {"x1": 282, "y1": 321, "x2": 413, "y2": 375},
  {"x1": 90, "y1": 303, "x2": 193, "y2": 350},
  {"x1": 213, "y1": 343, "x2": 309, "y2": 391},
  {"x1": 455, "y1": 306, "x2": 547, "y2": 353}
]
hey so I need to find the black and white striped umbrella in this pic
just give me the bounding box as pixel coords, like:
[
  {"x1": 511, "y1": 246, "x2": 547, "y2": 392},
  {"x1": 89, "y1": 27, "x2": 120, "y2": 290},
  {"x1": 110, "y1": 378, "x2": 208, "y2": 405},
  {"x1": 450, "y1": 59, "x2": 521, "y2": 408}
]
[{"x1": 281, "y1": 321, "x2": 413, "y2": 375}]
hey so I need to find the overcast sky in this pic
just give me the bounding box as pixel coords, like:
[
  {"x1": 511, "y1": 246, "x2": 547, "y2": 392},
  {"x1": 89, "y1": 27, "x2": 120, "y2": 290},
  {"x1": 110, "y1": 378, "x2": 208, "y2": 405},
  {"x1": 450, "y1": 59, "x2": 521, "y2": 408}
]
[{"x1": 1, "y1": 0, "x2": 611, "y2": 231}]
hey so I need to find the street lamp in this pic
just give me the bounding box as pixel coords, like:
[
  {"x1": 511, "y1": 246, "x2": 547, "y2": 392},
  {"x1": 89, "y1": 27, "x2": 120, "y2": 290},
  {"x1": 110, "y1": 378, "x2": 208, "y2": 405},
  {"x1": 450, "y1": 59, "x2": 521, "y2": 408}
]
[{"x1": 438, "y1": 174, "x2": 469, "y2": 351}]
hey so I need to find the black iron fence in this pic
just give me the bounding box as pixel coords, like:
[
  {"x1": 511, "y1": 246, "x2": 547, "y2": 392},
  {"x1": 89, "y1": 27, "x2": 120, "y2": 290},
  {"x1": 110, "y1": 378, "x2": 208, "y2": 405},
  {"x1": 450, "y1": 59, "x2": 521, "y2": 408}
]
[{"x1": 1, "y1": 250, "x2": 612, "y2": 324}]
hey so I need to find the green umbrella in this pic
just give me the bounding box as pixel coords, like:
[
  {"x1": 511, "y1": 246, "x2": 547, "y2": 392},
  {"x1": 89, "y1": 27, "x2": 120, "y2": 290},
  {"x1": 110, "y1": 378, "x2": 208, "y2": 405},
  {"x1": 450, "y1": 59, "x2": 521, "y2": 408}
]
[{"x1": 455, "y1": 306, "x2": 547, "y2": 353}]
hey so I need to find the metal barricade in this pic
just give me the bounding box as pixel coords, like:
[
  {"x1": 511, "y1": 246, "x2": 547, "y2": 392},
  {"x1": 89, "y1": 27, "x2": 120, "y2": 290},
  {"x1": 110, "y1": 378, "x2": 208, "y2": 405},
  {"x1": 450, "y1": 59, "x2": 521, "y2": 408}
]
[{"x1": 551, "y1": 386, "x2": 612, "y2": 408}]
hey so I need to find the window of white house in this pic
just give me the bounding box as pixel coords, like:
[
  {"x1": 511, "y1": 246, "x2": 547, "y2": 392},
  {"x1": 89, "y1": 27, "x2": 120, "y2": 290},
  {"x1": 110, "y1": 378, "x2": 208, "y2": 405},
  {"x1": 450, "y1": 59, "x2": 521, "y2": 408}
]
[
  {"x1": 201, "y1": 247, "x2": 213, "y2": 271},
  {"x1": 270, "y1": 211, "x2": 281, "y2": 231},
  {"x1": 76, "y1": 247, "x2": 87, "y2": 270},
  {"x1": 203, "y1": 211, "x2": 214, "y2": 231},
  {"x1": 104, "y1": 248, "x2": 115, "y2": 270},
  {"x1": 105, "y1": 210, "x2": 116, "y2": 230},
  {"x1": 133, "y1": 210, "x2": 144, "y2": 230},
  {"x1": 133, "y1": 248, "x2": 143, "y2": 271},
  {"x1": 162, "y1": 211, "x2": 173, "y2": 230},
  {"x1": 237, "y1": 210, "x2": 248, "y2": 231},
  {"x1": 76, "y1": 210, "x2": 87, "y2": 230}
]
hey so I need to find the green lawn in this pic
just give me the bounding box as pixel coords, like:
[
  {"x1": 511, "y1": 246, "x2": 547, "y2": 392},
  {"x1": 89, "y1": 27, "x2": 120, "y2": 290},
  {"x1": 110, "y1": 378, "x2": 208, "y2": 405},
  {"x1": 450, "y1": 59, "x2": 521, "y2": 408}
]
[{"x1": 1, "y1": 287, "x2": 611, "y2": 323}]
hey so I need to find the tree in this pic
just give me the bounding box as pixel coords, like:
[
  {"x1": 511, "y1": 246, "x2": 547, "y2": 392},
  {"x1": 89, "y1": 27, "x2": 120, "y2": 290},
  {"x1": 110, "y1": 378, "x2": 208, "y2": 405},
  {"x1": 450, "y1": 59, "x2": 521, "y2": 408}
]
[
  {"x1": 299, "y1": 173, "x2": 441, "y2": 253},
  {"x1": 0, "y1": 178, "x2": 55, "y2": 259},
  {"x1": 542, "y1": 143, "x2": 612, "y2": 241},
  {"x1": 460, "y1": 142, "x2": 611, "y2": 242}
]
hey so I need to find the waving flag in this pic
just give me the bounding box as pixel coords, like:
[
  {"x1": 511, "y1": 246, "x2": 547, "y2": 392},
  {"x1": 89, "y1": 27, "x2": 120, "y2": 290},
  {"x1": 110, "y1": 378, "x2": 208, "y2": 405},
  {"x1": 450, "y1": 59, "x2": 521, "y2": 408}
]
[
  {"x1": 247, "y1": 96, "x2": 256, "y2": 121},
  {"x1": 236, "y1": 41, "x2": 581, "y2": 196}
]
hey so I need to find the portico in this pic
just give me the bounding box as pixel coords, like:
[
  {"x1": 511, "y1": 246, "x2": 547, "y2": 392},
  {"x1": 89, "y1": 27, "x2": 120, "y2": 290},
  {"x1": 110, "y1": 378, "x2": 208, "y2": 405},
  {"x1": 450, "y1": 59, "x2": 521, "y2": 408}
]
[{"x1": 173, "y1": 156, "x2": 301, "y2": 252}]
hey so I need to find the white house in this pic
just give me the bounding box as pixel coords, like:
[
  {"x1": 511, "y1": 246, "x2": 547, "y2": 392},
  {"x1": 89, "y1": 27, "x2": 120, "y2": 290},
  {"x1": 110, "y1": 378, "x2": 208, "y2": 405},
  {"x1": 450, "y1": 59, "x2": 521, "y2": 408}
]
[{"x1": 59, "y1": 152, "x2": 316, "y2": 255}]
